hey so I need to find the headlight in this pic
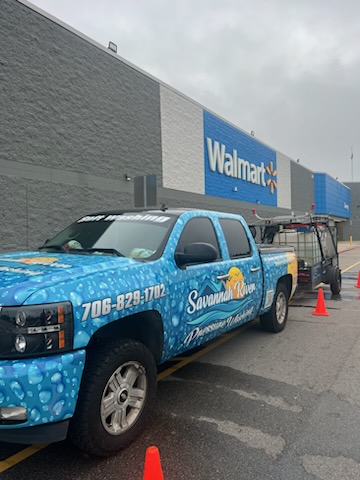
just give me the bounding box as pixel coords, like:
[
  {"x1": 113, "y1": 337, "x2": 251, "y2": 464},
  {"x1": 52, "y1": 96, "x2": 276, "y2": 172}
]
[{"x1": 0, "y1": 302, "x2": 73, "y2": 358}]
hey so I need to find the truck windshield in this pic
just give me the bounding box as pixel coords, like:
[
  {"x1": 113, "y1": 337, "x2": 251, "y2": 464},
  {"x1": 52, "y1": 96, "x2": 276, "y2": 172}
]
[{"x1": 40, "y1": 213, "x2": 176, "y2": 260}]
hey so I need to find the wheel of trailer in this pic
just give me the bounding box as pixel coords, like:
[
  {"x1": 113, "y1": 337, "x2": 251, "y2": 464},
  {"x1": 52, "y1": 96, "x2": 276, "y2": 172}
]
[
  {"x1": 260, "y1": 283, "x2": 289, "y2": 333},
  {"x1": 68, "y1": 338, "x2": 157, "y2": 456},
  {"x1": 330, "y1": 267, "x2": 342, "y2": 295}
]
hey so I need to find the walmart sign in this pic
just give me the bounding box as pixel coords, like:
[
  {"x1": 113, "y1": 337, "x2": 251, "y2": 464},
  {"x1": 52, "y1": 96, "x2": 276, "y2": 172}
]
[{"x1": 204, "y1": 111, "x2": 277, "y2": 206}]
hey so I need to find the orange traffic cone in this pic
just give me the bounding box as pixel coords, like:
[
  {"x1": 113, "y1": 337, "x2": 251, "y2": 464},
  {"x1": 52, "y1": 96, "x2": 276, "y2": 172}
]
[
  {"x1": 312, "y1": 288, "x2": 329, "y2": 316},
  {"x1": 143, "y1": 446, "x2": 164, "y2": 480},
  {"x1": 355, "y1": 272, "x2": 360, "y2": 288}
]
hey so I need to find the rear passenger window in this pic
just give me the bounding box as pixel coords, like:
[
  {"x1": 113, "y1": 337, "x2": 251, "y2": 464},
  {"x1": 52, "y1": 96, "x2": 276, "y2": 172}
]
[
  {"x1": 220, "y1": 218, "x2": 252, "y2": 258},
  {"x1": 176, "y1": 217, "x2": 221, "y2": 259}
]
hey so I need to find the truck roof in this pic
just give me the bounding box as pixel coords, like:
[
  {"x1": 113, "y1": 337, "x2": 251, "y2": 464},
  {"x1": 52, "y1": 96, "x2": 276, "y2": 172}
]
[{"x1": 83, "y1": 208, "x2": 241, "y2": 219}]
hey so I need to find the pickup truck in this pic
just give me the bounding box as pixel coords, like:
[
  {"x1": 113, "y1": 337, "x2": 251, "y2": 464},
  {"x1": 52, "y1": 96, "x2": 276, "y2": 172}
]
[{"x1": 0, "y1": 208, "x2": 297, "y2": 456}]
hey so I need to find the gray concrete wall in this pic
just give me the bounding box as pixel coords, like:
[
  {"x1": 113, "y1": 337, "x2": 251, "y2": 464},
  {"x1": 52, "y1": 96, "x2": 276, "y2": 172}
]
[
  {"x1": 290, "y1": 162, "x2": 315, "y2": 213},
  {"x1": 276, "y1": 152, "x2": 292, "y2": 209},
  {"x1": 1, "y1": 0, "x2": 162, "y2": 251},
  {"x1": 0, "y1": 172, "x2": 134, "y2": 252},
  {"x1": 1, "y1": 0, "x2": 162, "y2": 180}
]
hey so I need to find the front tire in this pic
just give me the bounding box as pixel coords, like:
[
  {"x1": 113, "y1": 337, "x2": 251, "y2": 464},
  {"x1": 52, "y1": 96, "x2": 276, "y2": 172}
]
[
  {"x1": 260, "y1": 283, "x2": 289, "y2": 332},
  {"x1": 68, "y1": 338, "x2": 157, "y2": 456}
]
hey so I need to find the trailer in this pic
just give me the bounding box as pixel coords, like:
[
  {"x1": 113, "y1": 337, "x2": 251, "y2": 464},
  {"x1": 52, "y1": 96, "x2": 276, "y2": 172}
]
[{"x1": 249, "y1": 211, "x2": 342, "y2": 294}]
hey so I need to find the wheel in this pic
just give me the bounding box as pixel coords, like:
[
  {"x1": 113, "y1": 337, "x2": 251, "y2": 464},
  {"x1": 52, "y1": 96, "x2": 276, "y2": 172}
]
[
  {"x1": 330, "y1": 267, "x2": 342, "y2": 295},
  {"x1": 260, "y1": 283, "x2": 289, "y2": 332},
  {"x1": 68, "y1": 338, "x2": 157, "y2": 456}
]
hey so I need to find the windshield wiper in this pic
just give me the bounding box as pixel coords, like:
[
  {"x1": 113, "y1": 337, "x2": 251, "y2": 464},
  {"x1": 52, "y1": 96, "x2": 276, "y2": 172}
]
[
  {"x1": 38, "y1": 244, "x2": 67, "y2": 252},
  {"x1": 83, "y1": 248, "x2": 124, "y2": 257}
]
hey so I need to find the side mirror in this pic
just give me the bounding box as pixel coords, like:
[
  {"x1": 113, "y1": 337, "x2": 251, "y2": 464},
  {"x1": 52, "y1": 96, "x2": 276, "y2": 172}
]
[{"x1": 175, "y1": 242, "x2": 218, "y2": 267}]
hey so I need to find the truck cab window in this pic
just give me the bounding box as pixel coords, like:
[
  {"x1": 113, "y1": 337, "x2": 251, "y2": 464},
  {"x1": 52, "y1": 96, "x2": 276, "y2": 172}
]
[
  {"x1": 176, "y1": 217, "x2": 221, "y2": 260},
  {"x1": 219, "y1": 218, "x2": 252, "y2": 258}
]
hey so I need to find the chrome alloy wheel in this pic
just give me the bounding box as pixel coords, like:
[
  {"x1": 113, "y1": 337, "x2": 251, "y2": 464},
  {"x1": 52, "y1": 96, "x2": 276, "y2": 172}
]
[
  {"x1": 100, "y1": 361, "x2": 147, "y2": 435},
  {"x1": 276, "y1": 291, "x2": 287, "y2": 324}
]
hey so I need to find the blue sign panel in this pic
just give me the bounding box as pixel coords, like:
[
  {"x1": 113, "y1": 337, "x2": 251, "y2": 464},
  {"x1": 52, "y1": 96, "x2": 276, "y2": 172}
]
[
  {"x1": 204, "y1": 111, "x2": 277, "y2": 206},
  {"x1": 314, "y1": 173, "x2": 350, "y2": 219}
]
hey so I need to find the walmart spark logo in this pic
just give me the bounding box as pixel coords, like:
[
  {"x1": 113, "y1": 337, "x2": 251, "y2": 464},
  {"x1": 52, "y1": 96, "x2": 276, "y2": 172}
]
[{"x1": 266, "y1": 161, "x2": 277, "y2": 194}]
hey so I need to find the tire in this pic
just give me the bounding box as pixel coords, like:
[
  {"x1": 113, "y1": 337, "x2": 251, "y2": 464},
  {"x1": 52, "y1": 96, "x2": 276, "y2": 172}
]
[
  {"x1": 260, "y1": 283, "x2": 289, "y2": 333},
  {"x1": 330, "y1": 267, "x2": 342, "y2": 295},
  {"x1": 68, "y1": 338, "x2": 157, "y2": 456}
]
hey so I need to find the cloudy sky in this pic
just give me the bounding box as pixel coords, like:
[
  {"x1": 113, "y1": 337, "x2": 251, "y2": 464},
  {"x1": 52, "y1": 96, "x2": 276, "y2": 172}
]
[{"x1": 29, "y1": 0, "x2": 360, "y2": 182}]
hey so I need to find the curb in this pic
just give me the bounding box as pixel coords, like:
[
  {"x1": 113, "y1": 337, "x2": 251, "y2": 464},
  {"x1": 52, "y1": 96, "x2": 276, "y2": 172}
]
[{"x1": 339, "y1": 245, "x2": 360, "y2": 254}]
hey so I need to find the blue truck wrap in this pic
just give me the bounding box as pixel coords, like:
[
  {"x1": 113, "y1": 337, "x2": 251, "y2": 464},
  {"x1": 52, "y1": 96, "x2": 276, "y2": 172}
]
[{"x1": 0, "y1": 209, "x2": 297, "y2": 455}]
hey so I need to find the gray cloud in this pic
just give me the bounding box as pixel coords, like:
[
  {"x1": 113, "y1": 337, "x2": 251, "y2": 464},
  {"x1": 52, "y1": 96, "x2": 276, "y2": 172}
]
[{"x1": 29, "y1": 0, "x2": 360, "y2": 181}]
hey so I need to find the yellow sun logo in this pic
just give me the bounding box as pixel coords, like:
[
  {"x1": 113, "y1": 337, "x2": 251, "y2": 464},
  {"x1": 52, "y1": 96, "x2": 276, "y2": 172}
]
[
  {"x1": 266, "y1": 161, "x2": 277, "y2": 194},
  {"x1": 225, "y1": 267, "x2": 245, "y2": 299}
]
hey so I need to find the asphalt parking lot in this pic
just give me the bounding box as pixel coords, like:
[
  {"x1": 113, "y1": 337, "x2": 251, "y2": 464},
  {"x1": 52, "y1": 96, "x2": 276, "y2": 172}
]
[{"x1": 1, "y1": 243, "x2": 360, "y2": 480}]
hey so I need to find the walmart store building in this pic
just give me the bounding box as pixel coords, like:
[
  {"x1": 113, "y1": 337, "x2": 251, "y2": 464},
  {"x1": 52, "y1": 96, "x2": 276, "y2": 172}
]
[{"x1": 1, "y1": 0, "x2": 357, "y2": 252}]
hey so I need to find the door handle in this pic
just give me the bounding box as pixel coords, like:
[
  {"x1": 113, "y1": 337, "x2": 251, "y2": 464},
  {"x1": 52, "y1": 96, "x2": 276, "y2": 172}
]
[
  {"x1": 250, "y1": 266, "x2": 260, "y2": 272},
  {"x1": 217, "y1": 274, "x2": 230, "y2": 281}
]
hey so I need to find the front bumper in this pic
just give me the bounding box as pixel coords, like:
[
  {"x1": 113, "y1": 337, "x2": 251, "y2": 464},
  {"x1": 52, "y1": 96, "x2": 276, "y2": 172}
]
[{"x1": 0, "y1": 350, "x2": 86, "y2": 442}]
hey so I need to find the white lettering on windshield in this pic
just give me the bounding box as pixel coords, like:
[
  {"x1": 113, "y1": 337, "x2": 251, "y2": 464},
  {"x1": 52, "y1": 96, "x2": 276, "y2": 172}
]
[
  {"x1": 104, "y1": 214, "x2": 171, "y2": 223},
  {"x1": 77, "y1": 214, "x2": 170, "y2": 224},
  {"x1": 77, "y1": 215, "x2": 106, "y2": 223}
]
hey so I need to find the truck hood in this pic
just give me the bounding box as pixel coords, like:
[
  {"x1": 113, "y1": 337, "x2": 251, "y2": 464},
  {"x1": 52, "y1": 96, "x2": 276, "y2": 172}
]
[{"x1": 0, "y1": 251, "x2": 139, "y2": 305}]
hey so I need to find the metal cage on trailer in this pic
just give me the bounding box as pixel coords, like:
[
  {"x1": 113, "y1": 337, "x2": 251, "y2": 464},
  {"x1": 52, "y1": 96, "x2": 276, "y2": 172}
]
[{"x1": 249, "y1": 210, "x2": 341, "y2": 294}]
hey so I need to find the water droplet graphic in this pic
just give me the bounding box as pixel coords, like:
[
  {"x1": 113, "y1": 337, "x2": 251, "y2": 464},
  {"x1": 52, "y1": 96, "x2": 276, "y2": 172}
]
[
  {"x1": 45, "y1": 360, "x2": 58, "y2": 371},
  {"x1": 61, "y1": 354, "x2": 74, "y2": 365},
  {"x1": 28, "y1": 365, "x2": 43, "y2": 384},
  {"x1": 171, "y1": 315, "x2": 180, "y2": 327},
  {"x1": 69, "y1": 291, "x2": 83, "y2": 306},
  {"x1": 13, "y1": 363, "x2": 27, "y2": 376},
  {"x1": 70, "y1": 379, "x2": 79, "y2": 392},
  {"x1": 39, "y1": 390, "x2": 52, "y2": 404},
  {"x1": 56, "y1": 383, "x2": 65, "y2": 394},
  {"x1": 74, "y1": 331, "x2": 90, "y2": 348},
  {"x1": 51, "y1": 372, "x2": 62, "y2": 384},
  {"x1": 30, "y1": 408, "x2": 41, "y2": 422},
  {"x1": 10, "y1": 381, "x2": 25, "y2": 400}
]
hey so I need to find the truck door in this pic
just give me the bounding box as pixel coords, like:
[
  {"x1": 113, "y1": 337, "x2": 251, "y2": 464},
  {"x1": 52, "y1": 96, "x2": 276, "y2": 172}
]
[
  {"x1": 218, "y1": 217, "x2": 263, "y2": 317},
  {"x1": 170, "y1": 215, "x2": 261, "y2": 354}
]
